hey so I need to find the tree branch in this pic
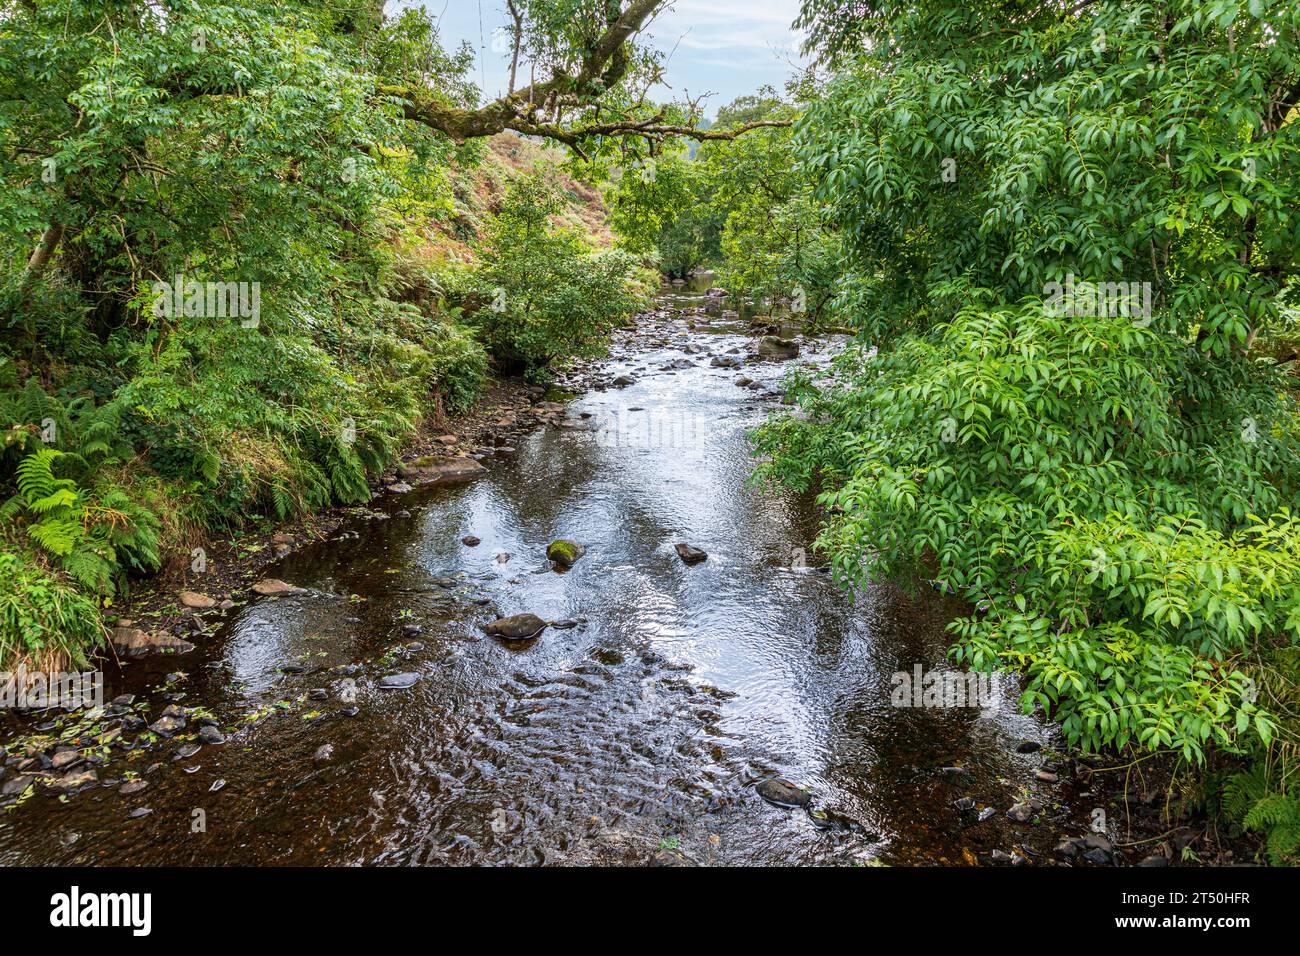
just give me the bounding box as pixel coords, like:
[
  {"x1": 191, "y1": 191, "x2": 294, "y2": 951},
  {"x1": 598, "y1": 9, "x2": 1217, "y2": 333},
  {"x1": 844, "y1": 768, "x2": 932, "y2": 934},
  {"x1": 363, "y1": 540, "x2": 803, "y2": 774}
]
[{"x1": 381, "y1": 0, "x2": 788, "y2": 151}]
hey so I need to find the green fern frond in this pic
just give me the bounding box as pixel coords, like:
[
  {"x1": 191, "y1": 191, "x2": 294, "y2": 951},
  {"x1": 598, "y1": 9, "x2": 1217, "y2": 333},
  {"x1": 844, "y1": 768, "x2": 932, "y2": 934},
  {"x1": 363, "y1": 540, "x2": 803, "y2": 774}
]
[
  {"x1": 15, "y1": 449, "x2": 65, "y2": 503},
  {"x1": 27, "y1": 518, "x2": 82, "y2": 557},
  {"x1": 62, "y1": 549, "x2": 113, "y2": 592},
  {"x1": 27, "y1": 487, "x2": 78, "y2": 514}
]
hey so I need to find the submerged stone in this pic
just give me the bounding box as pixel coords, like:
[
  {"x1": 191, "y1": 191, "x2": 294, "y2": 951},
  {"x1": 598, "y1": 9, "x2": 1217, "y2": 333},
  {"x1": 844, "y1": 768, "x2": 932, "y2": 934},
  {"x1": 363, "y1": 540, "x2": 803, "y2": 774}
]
[
  {"x1": 484, "y1": 614, "x2": 548, "y2": 641},
  {"x1": 674, "y1": 543, "x2": 708, "y2": 565},
  {"x1": 252, "y1": 578, "x2": 305, "y2": 596},
  {"x1": 755, "y1": 777, "x2": 812, "y2": 808}
]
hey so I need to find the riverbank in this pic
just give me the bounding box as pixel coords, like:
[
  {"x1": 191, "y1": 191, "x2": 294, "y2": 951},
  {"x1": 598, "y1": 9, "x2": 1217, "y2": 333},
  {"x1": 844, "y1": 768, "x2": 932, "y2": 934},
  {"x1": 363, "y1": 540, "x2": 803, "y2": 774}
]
[
  {"x1": 91, "y1": 296, "x2": 754, "y2": 662},
  {"x1": 94, "y1": 375, "x2": 572, "y2": 662}
]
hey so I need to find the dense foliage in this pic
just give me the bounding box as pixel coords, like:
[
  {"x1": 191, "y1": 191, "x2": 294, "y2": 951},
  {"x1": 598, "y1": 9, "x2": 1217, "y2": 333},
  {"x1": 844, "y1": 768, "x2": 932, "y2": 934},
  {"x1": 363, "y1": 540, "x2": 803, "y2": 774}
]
[
  {"x1": 469, "y1": 172, "x2": 652, "y2": 374},
  {"x1": 605, "y1": 91, "x2": 841, "y2": 325},
  {"x1": 754, "y1": 0, "x2": 1300, "y2": 859}
]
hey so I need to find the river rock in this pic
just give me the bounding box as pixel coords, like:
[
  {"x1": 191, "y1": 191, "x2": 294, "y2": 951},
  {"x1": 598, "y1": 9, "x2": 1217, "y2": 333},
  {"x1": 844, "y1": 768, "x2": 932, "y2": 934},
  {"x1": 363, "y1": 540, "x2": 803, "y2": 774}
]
[
  {"x1": 46, "y1": 770, "x2": 97, "y2": 793},
  {"x1": 1, "y1": 774, "x2": 33, "y2": 797},
  {"x1": 1015, "y1": 740, "x2": 1041, "y2": 754},
  {"x1": 484, "y1": 614, "x2": 548, "y2": 641},
  {"x1": 613, "y1": 374, "x2": 637, "y2": 387},
  {"x1": 111, "y1": 625, "x2": 195, "y2": 657},
  {"x1": 51, "y1": 750, "x2": 82, "y2": 771},
  {"x1": 461, "y1": 535, "x2": 481, "y2": 547},
  {"x1": 378, "y1": 672, "x2": 420, "y2": 690},
  {"x1": 198, "y1": 725, "x2": 225, "y2": 746},
  {"x1": 119, "y1": 779, "x2": 148, "y2": 796},
  {"x1": 179, "y1": 591, "x2": 218, "y2": 609},
  {"x1": 709, "y1": 356, "x2": 740, "y2": 368},
  {"x1": 674, "y1": 543, "x2": 708, "y2": 565},
  {"x1": 1006, "y1": 801, "x2": 1038, "y2": 823},
  {"x1": 649, "y1": 848, "x2": 694, "y2": 866},
  {"x1": 149, "y1": 715, "x2": 185, "y2": 737},
  {"x1": 1079, "y1": 833, "x2": 1113, "y2": 854},
  {"x1": 757, "y1": 336, "x2": 799, "y2": 360},
  {"x1": 398, "y1": 455, "x2": 488, "y2": 485},
  {"x1": 546, "y1": 539, "x2": 585, "y2": 568},
  {"x1": 252, "y1": 578, "x2": 304, "y2": 596},
  {"x1": 755, "y1": 777, "x2": 813, "y2": 808}
]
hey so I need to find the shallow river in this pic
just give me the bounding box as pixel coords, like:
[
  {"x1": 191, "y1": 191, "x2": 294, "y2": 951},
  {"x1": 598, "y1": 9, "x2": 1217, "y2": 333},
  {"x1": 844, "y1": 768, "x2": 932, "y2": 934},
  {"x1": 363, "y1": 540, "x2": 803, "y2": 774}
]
[{"x1": 0, "y1": 293, "x2": 1072, "y2": 866}]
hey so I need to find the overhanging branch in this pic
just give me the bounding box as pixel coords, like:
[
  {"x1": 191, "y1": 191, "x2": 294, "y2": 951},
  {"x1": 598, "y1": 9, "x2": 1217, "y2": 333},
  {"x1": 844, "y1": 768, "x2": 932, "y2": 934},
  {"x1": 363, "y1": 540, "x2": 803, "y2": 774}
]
[{"x1": 381, "y1": 0, "x2": 792, "y2": 153}]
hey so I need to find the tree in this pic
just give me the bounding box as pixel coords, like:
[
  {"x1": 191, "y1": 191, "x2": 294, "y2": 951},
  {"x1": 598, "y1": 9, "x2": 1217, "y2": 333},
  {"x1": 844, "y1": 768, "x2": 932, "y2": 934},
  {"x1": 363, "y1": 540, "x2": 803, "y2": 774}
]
[
  {"x1": 473, "y1": 171, "x2": 650, "y2": 374},
  {"x1": 758, "y1": 0, "x2": 1300, "y2": 769},
  {"x1": 605, "y1": 147, "x2": 722, "y2": 278}
]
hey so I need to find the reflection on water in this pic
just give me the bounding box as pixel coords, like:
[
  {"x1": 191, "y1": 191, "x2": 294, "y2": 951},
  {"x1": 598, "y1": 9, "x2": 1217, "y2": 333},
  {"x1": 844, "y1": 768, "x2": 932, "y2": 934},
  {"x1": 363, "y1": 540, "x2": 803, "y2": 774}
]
[{"x1": 0, "y1": 289, "x2": 1062, "y2": 866}]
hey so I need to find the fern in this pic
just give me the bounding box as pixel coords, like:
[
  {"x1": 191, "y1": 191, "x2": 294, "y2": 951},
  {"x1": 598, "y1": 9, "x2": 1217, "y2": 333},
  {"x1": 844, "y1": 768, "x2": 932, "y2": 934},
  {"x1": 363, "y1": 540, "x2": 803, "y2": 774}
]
[
  {"x1": 28, "y1": 518, "x2": 82, "y2": 557},
  {"x1": 1243, "y1": 793, "x2": 1300, "y2": 865},
  {"x1": 2, "y1": 445, "x2": 160, "y2": 608},
  {"x1": 1225, "y1": 766, "x2": 1300, "y2": 865},
  {"x1": 1224, "y1": 767, "x2": 1270, "y2": 820},
  {"x1": 1, "y1": 379, "x2": 131, "y2": 479},
  {"x1": 15, "y1": 448, "x2": 65, "y2": 501}
]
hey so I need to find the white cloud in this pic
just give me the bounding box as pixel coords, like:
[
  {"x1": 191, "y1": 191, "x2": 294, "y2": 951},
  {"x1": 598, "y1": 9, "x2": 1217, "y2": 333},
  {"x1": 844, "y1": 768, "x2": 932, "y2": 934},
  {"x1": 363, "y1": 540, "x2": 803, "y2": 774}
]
[{"x1": 648, "y1": 0, "x2": 805, "y2": 53}]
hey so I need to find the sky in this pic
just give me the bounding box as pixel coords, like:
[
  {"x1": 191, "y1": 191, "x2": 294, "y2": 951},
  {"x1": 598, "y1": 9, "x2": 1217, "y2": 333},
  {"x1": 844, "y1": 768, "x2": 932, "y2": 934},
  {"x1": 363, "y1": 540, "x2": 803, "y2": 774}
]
[{"x1": 411, "y1": 0, "x2": 806, "y2": 117}]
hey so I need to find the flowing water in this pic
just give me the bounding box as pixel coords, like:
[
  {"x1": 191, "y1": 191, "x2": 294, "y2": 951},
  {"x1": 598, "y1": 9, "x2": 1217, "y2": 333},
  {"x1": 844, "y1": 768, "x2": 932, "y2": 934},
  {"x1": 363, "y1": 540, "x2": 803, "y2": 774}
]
[{"x1": 0, "y1": 288, "x2": 1073, "y2": 866}]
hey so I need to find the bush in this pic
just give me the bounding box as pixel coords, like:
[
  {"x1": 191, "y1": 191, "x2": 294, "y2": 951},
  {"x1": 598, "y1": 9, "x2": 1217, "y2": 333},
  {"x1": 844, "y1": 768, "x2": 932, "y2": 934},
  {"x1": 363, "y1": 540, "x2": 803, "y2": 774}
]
[
  {"x1": 0, "y1": 551, "x2": 105, "y2": 670},
  {"x1": 471, "y1": 172, "x2": 652, "y2": 373},
  {"x1": 424, "y1": 319, "x2": 489, "y2": 413}
]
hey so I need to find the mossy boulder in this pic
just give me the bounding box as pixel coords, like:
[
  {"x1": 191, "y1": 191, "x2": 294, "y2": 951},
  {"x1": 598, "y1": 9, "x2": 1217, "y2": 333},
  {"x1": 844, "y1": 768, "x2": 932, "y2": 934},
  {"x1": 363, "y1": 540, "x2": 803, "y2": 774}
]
[{"x1": 546, "y1": 539, "x2": 585, "y2": 568}]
